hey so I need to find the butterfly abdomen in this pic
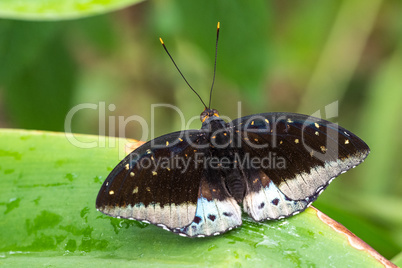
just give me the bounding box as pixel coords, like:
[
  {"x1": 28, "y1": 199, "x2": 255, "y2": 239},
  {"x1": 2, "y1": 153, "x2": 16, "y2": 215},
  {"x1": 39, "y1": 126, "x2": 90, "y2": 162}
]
[{"x1": 224, "y1": 172, "x2": 246, "y2": 203}]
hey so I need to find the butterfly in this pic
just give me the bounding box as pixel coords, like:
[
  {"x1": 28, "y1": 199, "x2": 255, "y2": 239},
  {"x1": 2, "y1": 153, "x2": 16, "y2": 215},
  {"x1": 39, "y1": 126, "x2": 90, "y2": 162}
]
[{"x1": 96, "y1": 22, "x2": 370, "y2": 238}]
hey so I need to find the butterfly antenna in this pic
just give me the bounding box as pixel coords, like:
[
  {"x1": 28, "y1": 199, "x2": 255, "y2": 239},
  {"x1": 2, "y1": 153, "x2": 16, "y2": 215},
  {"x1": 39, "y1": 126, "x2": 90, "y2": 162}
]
[
  {"x1": 159, "y1": 38, "x2": 208, "y2": 109},
  {"x1": 208, "y1": 22, "x2": 220, "y2": 109}
]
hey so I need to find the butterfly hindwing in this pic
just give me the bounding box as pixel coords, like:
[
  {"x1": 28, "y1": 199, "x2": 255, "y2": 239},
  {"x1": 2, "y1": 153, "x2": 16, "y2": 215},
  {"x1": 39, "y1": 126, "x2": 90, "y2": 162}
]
[
  {"x1": 173, "y1": 175, "x2": 242, "y2": 237},
  {"x1": 243, "y1": 168, "x2": 314, "y2": 221},
  {"x1": 96, "y1": 130, "x2": 208, "y2": 230}
]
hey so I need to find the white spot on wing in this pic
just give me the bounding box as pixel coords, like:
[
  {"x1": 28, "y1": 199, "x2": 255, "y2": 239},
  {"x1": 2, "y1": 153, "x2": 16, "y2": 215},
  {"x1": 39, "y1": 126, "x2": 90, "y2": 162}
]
[{"x1": 318, "y1": 189, "x2": 324, "y2": 195}]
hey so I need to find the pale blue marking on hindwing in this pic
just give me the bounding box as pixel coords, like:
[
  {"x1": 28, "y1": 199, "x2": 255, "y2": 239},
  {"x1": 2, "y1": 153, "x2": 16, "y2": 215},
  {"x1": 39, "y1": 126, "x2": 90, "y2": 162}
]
[
  {"x1": 244, "y1": 181, "x2": 314, "y2": 221},
  {"x1": 173, "y1": 195, "x2": 242, "y2": 237}
]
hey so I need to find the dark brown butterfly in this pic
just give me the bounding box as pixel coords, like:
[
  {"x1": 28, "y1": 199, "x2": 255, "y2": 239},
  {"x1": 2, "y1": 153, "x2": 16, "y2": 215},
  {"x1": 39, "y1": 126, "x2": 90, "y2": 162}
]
[{"x1": 96, "y1": 23, "x2": 369, "y2": 237}]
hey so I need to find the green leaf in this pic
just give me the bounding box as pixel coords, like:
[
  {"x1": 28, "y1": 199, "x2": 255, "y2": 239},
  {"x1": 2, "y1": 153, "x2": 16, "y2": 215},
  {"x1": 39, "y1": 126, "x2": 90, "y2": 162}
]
[
  {"x1": 0, "y1": 129, "x2": 394, "y2": 267},
  {"x1": 391, "y1": 252, "x2": 402, "y2": 267},
  {"x1": 358, "y1": 44, "x2": 402, "y2": 195},
  {"x1": 1, "y1": 21, "x2": 76, "y2": 132},
  {"x1": 0, "y1": 0, "x2": 144, "y2": 21},
  {"x1": 0, "y1": 17, "x2": 118, "y2": 132}
]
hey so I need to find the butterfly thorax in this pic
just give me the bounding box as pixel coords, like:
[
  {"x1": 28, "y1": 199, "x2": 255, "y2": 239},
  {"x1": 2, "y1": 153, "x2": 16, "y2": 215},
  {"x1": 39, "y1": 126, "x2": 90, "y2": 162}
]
[
  {"x1": 199, "y1": 108, "x2": 247, "y2": 203},
  {"x1": 200, "y1": 108, "x2": 225, "y2": 131},
  {"x1": 200, "y1": 109, "x2": 231, "y2": 146}
]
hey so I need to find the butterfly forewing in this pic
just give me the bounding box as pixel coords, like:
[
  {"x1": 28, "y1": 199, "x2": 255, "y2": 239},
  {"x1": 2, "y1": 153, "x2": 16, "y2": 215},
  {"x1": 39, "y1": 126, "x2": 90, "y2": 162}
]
[
  {"x1": 96, "y1": 130, "x2": 209, "y2": 229},
  {"x1": 227, "y1": 113, "x2": 369, "y2": 220}
]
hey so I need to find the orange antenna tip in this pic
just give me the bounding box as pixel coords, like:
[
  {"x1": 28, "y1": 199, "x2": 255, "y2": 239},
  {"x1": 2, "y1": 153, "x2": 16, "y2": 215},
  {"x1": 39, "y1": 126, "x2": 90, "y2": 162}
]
[
  {"x1": 217, "y1": 22, "x2": 220, "y2": 29},
  {"x1": 159, "y1": 37, "x2": 164, "y2": 45}
]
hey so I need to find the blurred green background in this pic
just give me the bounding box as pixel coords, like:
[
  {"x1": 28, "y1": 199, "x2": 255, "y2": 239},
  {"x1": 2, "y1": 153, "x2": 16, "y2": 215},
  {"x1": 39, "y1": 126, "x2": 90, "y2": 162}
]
[{"x1": 0, "y1": 0, "x2": 401, "y2": 261}]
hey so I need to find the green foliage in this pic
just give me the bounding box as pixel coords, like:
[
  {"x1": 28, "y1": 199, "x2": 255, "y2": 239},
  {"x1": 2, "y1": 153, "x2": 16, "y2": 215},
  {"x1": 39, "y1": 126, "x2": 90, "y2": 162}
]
[
  {"x1": 0, "y1": 130, "x2": 389, "y2": 266},
  {"x1": 392, "y1": 252, "x2": 402, "y2": 267},
  {"x1": 0, "y1": 0, "x2": 144, "y2": 20},
  {"x1": 0, "y1": 21, "x2": 75, "y2": 131},
  {"x1": 0, "y1": 0, "x2": 401, "y2": 263}
]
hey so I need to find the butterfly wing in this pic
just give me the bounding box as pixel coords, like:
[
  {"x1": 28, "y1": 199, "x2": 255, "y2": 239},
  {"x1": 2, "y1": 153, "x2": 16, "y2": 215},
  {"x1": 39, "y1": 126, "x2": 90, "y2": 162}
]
[
  {"x1": 227, "y1": 112, "x2": 369, "y2": 221},
  {"x1": 172, "y1": 173, "x2": 242, "y2": 237},
  {"x1": 96, "y1": 129, "x2": 242, "y2": 237},
  {"x1": 243, "y1": 169, "x2": 314, "y2": 221},
  {"x1": 96, "y1": 130, "x2": 208, "y2": 230}
]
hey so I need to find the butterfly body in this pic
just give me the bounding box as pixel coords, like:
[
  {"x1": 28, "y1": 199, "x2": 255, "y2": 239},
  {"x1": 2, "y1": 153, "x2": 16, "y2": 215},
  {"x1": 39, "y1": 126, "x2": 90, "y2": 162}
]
[{"x1": 96, "y1": 109, "x2": 369, "y2": 237}]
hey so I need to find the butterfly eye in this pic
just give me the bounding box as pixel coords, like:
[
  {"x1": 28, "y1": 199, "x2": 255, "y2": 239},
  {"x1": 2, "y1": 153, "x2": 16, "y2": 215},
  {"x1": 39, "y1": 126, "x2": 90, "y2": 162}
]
[
  {"x1": 200, "y1": 111, "x2": 208, "y2": 123},
  {"x1": 212, "y1": 109, "x2": 219, "y2": 117}
]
